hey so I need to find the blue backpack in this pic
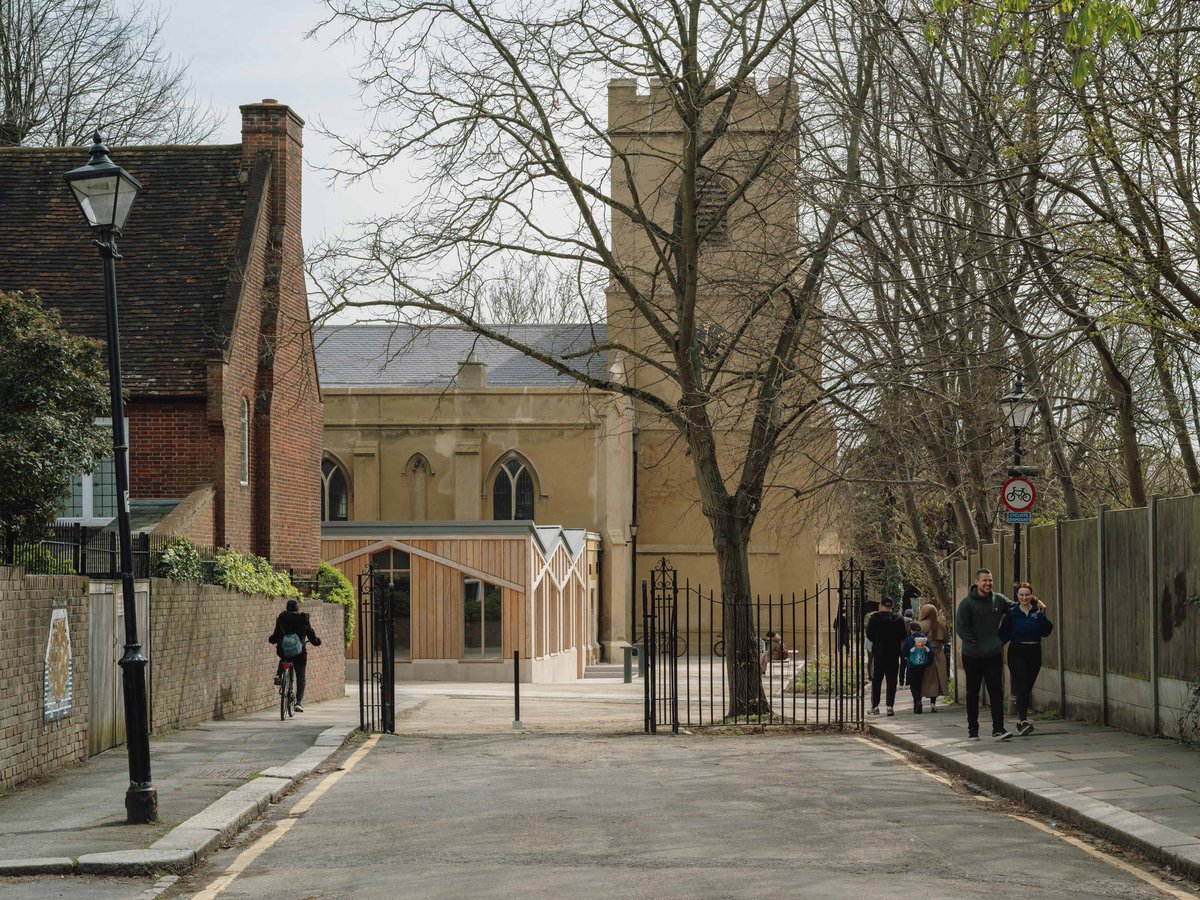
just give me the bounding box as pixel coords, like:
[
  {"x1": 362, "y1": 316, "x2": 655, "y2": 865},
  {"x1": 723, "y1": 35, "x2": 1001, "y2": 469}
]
[
  {"x1": 281, "y1": 633, "x2": 304, "y2": 658},
  {"x1": 908, "y1": 643, "x2": 930, "y2": 666}
]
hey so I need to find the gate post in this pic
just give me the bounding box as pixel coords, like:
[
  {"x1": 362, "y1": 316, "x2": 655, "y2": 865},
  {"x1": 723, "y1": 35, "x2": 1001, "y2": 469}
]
[{"x1": 642, "y1": 578, "x2": 653, "y2": 733}]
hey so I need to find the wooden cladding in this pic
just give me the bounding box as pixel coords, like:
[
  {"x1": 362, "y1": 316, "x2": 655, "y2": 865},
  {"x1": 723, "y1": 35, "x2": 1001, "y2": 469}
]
[{"x1": 324, "y1": 533, "x2": 590, "y2": 668}]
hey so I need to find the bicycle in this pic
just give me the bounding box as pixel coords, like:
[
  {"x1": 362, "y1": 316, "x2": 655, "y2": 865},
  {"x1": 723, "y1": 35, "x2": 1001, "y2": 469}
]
[
  {"x1": 1006, "y1": 485, "x2": 1031, "y2": 504},
  {"x1": 279, "y1": 661, "x2": 296, "y2": 720},
  {"x1": 654, "y1": 631, "x2": 688, "y2": 658}
]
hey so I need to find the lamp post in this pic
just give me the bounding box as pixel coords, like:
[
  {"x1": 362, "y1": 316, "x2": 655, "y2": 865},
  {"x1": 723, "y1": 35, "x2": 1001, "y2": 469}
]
[
  {"x1": 630, "y1": 425, "x2": 639, "y2": 644},
  {"x1": 999, "y1": 377, "x2": 1037, "y2": 592},
  {"x1": 64, "y1": 133, "x2": 156, "y2": 824}
]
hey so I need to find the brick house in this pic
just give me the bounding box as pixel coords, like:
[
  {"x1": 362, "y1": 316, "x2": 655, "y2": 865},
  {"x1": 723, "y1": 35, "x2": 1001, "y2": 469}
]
[{"x1": 0, "y1": 100, "x2": 322, "y2": 571}]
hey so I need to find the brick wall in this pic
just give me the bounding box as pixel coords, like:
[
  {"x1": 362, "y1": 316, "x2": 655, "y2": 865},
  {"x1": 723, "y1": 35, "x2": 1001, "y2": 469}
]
[
  {"x1": 127, "y1": 400, "x2": 217, "y2": 498},
  {"x1": 0, "y1": 568, "x2": 90, "y2": 793},
  {"x1": 148, "y1": 579, "x2": 343, "y2": 732},
  {"x1": 240, "y1": 100, "x2": 323, "y2": 572}
]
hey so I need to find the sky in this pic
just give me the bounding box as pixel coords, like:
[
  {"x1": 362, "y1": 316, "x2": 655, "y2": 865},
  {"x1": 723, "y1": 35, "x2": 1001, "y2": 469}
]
[{"x1": 158, "y1": 0, "x2": 413, "y2": 252}]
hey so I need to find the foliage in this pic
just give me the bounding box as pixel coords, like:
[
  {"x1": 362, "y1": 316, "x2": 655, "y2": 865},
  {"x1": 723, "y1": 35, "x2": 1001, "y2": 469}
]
[
  {"x1": 927, "y1": 0, "x2": 1156, "y2": 86},
  {"x1": 150, "y1": 536, "x2": 203, "y2": 582},
  {"x1": 317, "y1": 562, "x2": 356, "y2": 648},
  {"x1": 786, "y1": 659, "x2": 860, "y2": 699},
  {"x1": 0, "y1": 291, "x2": 109, "y2": 545},
  {"x1": 0, "y1": 0, "x2": 220, "y2": 146},
  {"x1": 11, "y1": 543, "x2": 74, "y2": 575},
  {"x1": 205, "y1": 547, "x2": 301, "y2": 599}
]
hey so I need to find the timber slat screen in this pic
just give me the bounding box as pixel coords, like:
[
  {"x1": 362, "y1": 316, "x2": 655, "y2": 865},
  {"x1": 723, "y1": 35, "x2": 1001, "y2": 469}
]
[{"x1": 644, "y1": 557, "x2": 866, "y2": 731}]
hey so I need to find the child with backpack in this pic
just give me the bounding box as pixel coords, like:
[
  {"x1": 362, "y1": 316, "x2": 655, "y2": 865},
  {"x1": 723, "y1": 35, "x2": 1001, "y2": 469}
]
[{"x1": 902, "y1": 622, "x2": 933, "y2": 714}]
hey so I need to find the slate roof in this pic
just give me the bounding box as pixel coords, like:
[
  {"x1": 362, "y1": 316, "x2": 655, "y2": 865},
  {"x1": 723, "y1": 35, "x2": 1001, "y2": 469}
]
[
  {"x1": 314, "y1": 323, "x2": 609, "y2": 388},
  {"x1": 0, "y1": 144, "x2": 252, "y2": 396}
]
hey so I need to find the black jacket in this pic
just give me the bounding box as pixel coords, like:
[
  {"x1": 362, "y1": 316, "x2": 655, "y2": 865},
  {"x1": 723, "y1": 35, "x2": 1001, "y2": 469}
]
[
  {"x1": 956, "y1": 587, "x2": 1012, "y2": 658},
  {"x1": 269, "y1": 610, "x2": 322, "y2": 664},
  {"x1": 866, "y1": 610, "x2": 907, "y2": 665}
]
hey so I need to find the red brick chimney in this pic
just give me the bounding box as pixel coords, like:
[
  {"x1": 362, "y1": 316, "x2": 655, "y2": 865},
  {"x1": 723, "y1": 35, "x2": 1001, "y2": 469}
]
[{"x1": 239, "y1": 99, "x2": 303, "y2": 278}]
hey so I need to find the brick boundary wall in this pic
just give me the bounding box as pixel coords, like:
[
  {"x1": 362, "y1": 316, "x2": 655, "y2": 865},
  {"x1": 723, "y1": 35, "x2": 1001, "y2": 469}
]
[
  {"x1": 148, "y1": 579, "x2": 344, "y2": 732},
  {"x1": 0, "y1": 567, "x2": 90, "y2": 793}
]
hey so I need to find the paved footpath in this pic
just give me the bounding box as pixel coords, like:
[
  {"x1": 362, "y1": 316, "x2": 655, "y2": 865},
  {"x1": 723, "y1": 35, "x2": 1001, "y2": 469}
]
[
  {"x1": 871, "y1": 700, "x2": 1200, "y2": 881},
  {"x1": 0, "y1": 691, "x2": 371, "y2": 878}
]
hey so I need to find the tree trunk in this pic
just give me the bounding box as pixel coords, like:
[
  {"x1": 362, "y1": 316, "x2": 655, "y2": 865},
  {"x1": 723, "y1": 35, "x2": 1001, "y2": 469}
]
[
  {"x1": 1152, "y1": 332, "x2": 1200, "y2": 494},
  {"x1": 898, "y1": 459, "x2": 950, "y2": 609},
  {"x1": 712, "y1": 511, "x2": 771, "y2": 720}
]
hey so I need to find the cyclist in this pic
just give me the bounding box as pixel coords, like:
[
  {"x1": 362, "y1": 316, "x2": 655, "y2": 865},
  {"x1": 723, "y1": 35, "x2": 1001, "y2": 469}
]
[{"x1": 268, "y1": 598, "x2": 322, "y2": 712}]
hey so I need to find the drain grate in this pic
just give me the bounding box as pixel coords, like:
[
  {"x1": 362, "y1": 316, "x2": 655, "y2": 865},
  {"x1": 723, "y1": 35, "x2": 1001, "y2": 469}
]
[{"x1": 190, "y1": 766, "x2": 257, "y2": 779}]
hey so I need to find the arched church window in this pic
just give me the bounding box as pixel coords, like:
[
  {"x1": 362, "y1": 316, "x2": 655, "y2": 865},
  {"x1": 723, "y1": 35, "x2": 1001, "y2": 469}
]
[
  {"x1": 492, "y1": 457, "x2": 535, "y2": 521},
  {"x1": 322, "y1": 456, "x2": 349, "y2": 521}
]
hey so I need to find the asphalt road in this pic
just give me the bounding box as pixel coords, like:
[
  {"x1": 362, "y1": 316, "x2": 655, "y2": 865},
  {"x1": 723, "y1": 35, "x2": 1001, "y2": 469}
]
[{"x1": 165, "y1": 726, "x2": 1188, "y2": 899}]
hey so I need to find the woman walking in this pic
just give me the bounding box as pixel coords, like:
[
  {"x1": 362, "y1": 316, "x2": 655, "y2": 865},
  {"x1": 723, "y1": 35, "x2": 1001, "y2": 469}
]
[
  {"x1": 917, "y1": 603, "x2": 949, "y2": 711},
  {"x1": 999, "y1": 582, "x2": 1052, "y2": 736}
]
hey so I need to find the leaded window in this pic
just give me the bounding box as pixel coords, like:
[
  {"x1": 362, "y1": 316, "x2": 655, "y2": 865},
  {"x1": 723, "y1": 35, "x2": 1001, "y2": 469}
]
[
  {"x1": 492, "y1": 457, "x2": 534, "y2": 521},
  {"x1": 322, "y1": 457, "x2": 349, "y2": 521}
]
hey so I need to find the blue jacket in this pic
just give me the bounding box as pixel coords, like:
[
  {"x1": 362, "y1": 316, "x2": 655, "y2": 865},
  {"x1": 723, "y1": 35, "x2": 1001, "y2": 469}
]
[{"x1": 999, "y1": 605, "x2": 1053, "y2": 644}]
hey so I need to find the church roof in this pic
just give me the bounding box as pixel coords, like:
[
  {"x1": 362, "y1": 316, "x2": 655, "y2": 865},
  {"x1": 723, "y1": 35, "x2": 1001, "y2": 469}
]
[{"x1": 314, "y1": 323, "x2": 609, "y2": 388}]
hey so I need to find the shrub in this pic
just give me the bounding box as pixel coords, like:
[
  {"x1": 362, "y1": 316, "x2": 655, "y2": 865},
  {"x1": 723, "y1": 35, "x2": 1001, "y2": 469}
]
[
  {"x1": 205, "y1": 547, "x2": 300, "y2": 599},
  {"x1": 151, "y1": 536, "x2": 202, "y2": 581},
  {"x1": 317, "y1": 562, "x2": 356, "y2": 648},
  {"x1": 12, "y1": 543, "x2": 75, "y2": 575}
]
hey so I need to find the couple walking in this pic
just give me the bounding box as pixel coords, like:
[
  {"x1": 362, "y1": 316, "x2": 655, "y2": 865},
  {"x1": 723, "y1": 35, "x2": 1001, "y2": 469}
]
[
  {"x1": 866, "y1": 599, "x2": 949, "y2": 716},
  {"x1": 957, "y1": 568, "x2": 1053, "y2": 741}
]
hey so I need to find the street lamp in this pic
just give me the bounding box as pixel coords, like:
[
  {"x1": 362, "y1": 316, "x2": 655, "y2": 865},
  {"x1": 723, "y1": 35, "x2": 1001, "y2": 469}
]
[
  {"x1": 999, "y1": 377, "x2": 1037, "y2": 591},
  {"x1": 64, "y1": 134, "x2": 156, "y2": 824}
]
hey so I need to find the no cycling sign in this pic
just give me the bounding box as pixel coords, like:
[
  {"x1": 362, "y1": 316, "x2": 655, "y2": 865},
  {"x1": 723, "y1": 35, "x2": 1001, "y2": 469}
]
[{"x1": 1002, "y1": 476, "x2": 1036, "y2": 514}]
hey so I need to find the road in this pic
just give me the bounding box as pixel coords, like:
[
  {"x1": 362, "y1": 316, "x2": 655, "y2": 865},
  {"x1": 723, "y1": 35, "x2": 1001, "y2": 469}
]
[{"x1": 160, "y1": 692, "x2": 1193, "y2": 900}]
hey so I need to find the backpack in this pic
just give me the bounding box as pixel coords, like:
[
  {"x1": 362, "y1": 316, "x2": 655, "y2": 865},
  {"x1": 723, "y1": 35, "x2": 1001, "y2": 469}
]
[
  {"x1": 280, "y1": 632, "x2": 304, "y2": 658},
  {"x1": 908, "y1": 643, "x2": 930, "y2": 666}
]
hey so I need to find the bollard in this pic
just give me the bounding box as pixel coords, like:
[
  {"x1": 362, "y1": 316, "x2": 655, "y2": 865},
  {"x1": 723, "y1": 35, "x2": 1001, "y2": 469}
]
[
  {"x1": 623, "y1": 645, "x2": 633, "y2": 683},
  {"x1": 513, "y1": 650, "x2": 523, "y2": 729},
  {"x1": 637, "y1": 642, "x2": 646, "y2": 678}
]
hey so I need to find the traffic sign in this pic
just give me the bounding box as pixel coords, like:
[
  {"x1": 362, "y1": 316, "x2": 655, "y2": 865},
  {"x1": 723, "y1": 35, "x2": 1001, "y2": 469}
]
[
  {"x1": 1006, "y1": 511, "x2": 1032, "y2": 524},
  {"x1": 1002, "y1": 476, "x2": 1036, "y2": 512}
]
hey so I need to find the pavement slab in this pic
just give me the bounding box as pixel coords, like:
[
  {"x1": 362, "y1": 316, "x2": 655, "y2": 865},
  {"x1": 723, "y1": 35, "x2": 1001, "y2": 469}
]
[
  {"x1": 0, "y1": 690, "x2": 366, "y2": 878},
  {"x1": 871, "y1": 700, "x2": 1200, "y2": 882}
]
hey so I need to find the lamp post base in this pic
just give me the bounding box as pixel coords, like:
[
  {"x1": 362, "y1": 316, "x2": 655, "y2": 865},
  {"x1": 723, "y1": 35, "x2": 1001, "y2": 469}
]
[{"x1": 125, "y1": 781, "x2": 158, "y2": 824}]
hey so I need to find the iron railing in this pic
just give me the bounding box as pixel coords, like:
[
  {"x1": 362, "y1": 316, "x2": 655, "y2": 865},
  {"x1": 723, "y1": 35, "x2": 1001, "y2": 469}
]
[{"x1": 645, "y1": 558, "x2": 868, "y2": 731}]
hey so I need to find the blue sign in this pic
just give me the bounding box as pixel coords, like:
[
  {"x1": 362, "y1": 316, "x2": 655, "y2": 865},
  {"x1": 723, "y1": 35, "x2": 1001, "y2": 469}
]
[{"x1": 1006, "y1": 511, "x2": 1032, "y2": 524}]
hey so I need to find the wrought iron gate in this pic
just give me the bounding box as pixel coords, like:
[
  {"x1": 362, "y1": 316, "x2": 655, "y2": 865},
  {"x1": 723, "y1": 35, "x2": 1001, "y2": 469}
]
[
  {"x1": 358, "y1": 566, "x2": 395, "y2": 733},
  {"x1": 643, "y1": 558, "x2": 679, "y2": 733},
  {"x1": 643, "y1": 558, "x2": 869, "y2": 731}
]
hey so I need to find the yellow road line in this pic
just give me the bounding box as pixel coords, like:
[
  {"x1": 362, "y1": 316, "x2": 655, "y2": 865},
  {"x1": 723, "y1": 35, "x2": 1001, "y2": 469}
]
[
  {"x1": 1009, "y1": 814, "x2": 1196, "y2": 900},
  {"x1": 191, "y1": 734, "x2": 382, "y2": 900},
  {"x1": 855, "y1": 736, "x2": 955, "y2": 788}
]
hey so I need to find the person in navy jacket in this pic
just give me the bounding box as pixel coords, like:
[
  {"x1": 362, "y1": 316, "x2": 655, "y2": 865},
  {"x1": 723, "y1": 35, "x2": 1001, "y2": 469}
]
[{"x1": 999, "y1": 582, "x2": 1052, "y2": 737}]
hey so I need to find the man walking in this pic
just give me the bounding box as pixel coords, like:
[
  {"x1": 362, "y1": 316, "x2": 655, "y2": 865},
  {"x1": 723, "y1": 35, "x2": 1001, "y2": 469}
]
[
  {"x1": 866, "y1": 597, "x2": 906, "y2": 717},
  {"x1": 956, "y1": 568, "x2": 1013, "y2": 741}
]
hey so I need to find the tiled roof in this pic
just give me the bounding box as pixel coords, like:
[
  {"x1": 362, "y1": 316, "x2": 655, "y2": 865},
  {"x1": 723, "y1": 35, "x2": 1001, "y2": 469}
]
[
  {"x1": 314, "y1": 323, "x2": 609, "y2": 387},
  {"x1": 0, "y1": 144, "x2": 252, "y2": 396}
]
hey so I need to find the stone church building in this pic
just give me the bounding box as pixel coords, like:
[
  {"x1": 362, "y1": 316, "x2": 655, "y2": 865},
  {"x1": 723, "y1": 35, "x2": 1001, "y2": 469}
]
[{"x1": 317, "y1": 79, "x2": 837, "y2": 680}]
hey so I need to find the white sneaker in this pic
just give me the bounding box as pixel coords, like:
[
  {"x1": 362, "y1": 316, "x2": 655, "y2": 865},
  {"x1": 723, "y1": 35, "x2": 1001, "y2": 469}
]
[
  {"x1": 868, "y1": 707, "x2": 880, "y2": 716},
  {"x1": 293, "y1": 703, "x2": 304, "y2": 713},
  {"x1": 886, "y1": 707, "x2": 894, "y2": 717}
]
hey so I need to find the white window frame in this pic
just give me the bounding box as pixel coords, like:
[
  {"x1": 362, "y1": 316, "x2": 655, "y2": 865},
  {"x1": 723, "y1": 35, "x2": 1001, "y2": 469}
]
[
  {"x1": 240, "y1": 397, "x2": 250, "y2": 486},
  {"x1": 58, "y1": 417, "x2": 123, "y2": 526}
]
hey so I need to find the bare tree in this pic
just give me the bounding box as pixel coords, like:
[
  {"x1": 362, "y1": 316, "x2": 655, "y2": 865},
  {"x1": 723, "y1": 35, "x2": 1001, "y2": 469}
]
[
  {"x1": 309, "y1": 0, "x2": 877, "y2": 715},
  {"x1": 0, "y1": 0, "x2": 220, "y2": 146}
]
